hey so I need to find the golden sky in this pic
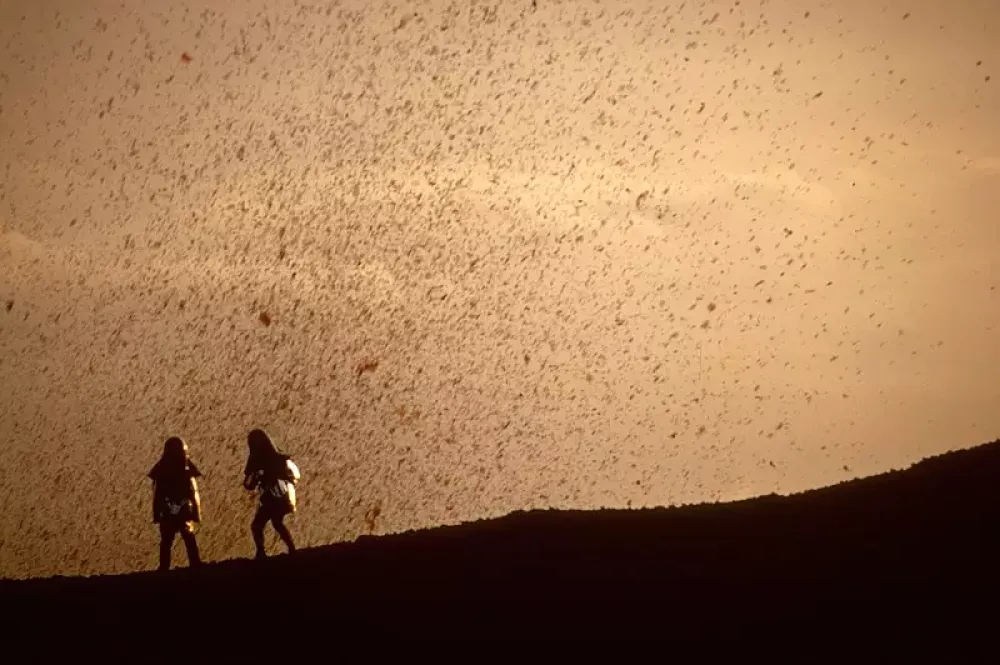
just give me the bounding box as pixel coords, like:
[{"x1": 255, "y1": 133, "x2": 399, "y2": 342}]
[{"x1": 1, "y1": 0, "x2": 998, "y2": 578}]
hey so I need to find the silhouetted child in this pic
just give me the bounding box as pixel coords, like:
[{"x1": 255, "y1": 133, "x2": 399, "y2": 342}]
[
  {"x1": 149, "y1": 437, "x2": 202, "y2": 570},
  {"x1": 243, "y1": 429, "x2": 300, "y2": 559}
]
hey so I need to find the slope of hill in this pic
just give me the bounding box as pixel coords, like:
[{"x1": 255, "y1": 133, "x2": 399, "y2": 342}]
[{"x1": 4, "y1": 438, "x2": 999, "y2": 659}]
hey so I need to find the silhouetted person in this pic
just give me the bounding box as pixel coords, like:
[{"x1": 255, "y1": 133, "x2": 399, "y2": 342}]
[
  {"x1": 149, "y1": 437, "x2": 202, "y2": 571},
  {"x1": 243, "y1": 429, "x2": 300, "y2": 559}
]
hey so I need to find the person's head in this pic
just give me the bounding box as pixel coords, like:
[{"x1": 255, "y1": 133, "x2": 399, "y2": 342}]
[
  {"x1": 247, "y1": 428, "x2": 278, "y2": 458},
  {"x1": 161, "y1": 436, "x2": 188, "y2": 465}
]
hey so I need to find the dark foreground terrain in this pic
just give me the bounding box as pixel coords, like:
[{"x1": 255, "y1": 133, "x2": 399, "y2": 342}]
[{"x1": 5, "y1": 439, "x2": 1000, "y2": 660}]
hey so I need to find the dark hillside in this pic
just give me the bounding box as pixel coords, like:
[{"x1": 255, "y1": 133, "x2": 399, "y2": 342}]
[{"x1": 5, "y1": 439, "x2": 1000, "y2": 660}]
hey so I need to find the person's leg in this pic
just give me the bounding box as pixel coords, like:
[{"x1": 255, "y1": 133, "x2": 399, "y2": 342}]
[
  {"x1": 271, "y1": 514, "x2": 296, "y2": 554},
  {"x1": 251, "y1": 506, "x2": 269, "y2": 559},
  {"x1": 159, "y1": 522, "x2": 176, "y2": 571},
  {"x1": 179, "y1": 521, "x2": 201, "y2": 567}
]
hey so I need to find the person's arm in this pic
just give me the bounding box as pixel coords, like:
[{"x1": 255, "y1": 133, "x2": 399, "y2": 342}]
[
  {"x1": 243, "y1": 472, "x2": 258, "y2": 491},
  {"x1": 151, "y1": 480, "x2": 162, "y2": 523},
  {"x1": 286, "y1": 459, "x2": 301, "y2": 483},
  {"x1": 190, "y1": 477, "x2": 202, "y2": 523}
]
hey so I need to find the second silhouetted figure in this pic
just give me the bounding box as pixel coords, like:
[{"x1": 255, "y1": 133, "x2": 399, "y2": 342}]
[{"x1": 243, "y1": 429, "x2": 300, "y2": 559}]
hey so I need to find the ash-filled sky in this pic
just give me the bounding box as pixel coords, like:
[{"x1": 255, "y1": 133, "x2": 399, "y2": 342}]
[{"x1": 1, "y1": 0, "x2": 998, "y2": 579}]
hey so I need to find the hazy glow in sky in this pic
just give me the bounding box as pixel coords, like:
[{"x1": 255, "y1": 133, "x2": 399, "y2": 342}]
[{"x1": 1, "y1": 0, "x2": 998, "y2": 578}]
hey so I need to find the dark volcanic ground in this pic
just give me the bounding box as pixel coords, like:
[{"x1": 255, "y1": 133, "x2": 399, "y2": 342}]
[
  {"x1": 3, "y1": 0, "x2": 1000, "y2": 580},
  {"x1": 4, "y1": 437, "x2": 999, "y2": 658}
]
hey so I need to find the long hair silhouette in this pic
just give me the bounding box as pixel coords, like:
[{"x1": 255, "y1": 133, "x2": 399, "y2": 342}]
[
  {"x1": 151, "y1": 436, "x2": 197, "y2": 477},
  {"x1": 245, "y1": 428, "x2": 281, "y2": 477}
]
